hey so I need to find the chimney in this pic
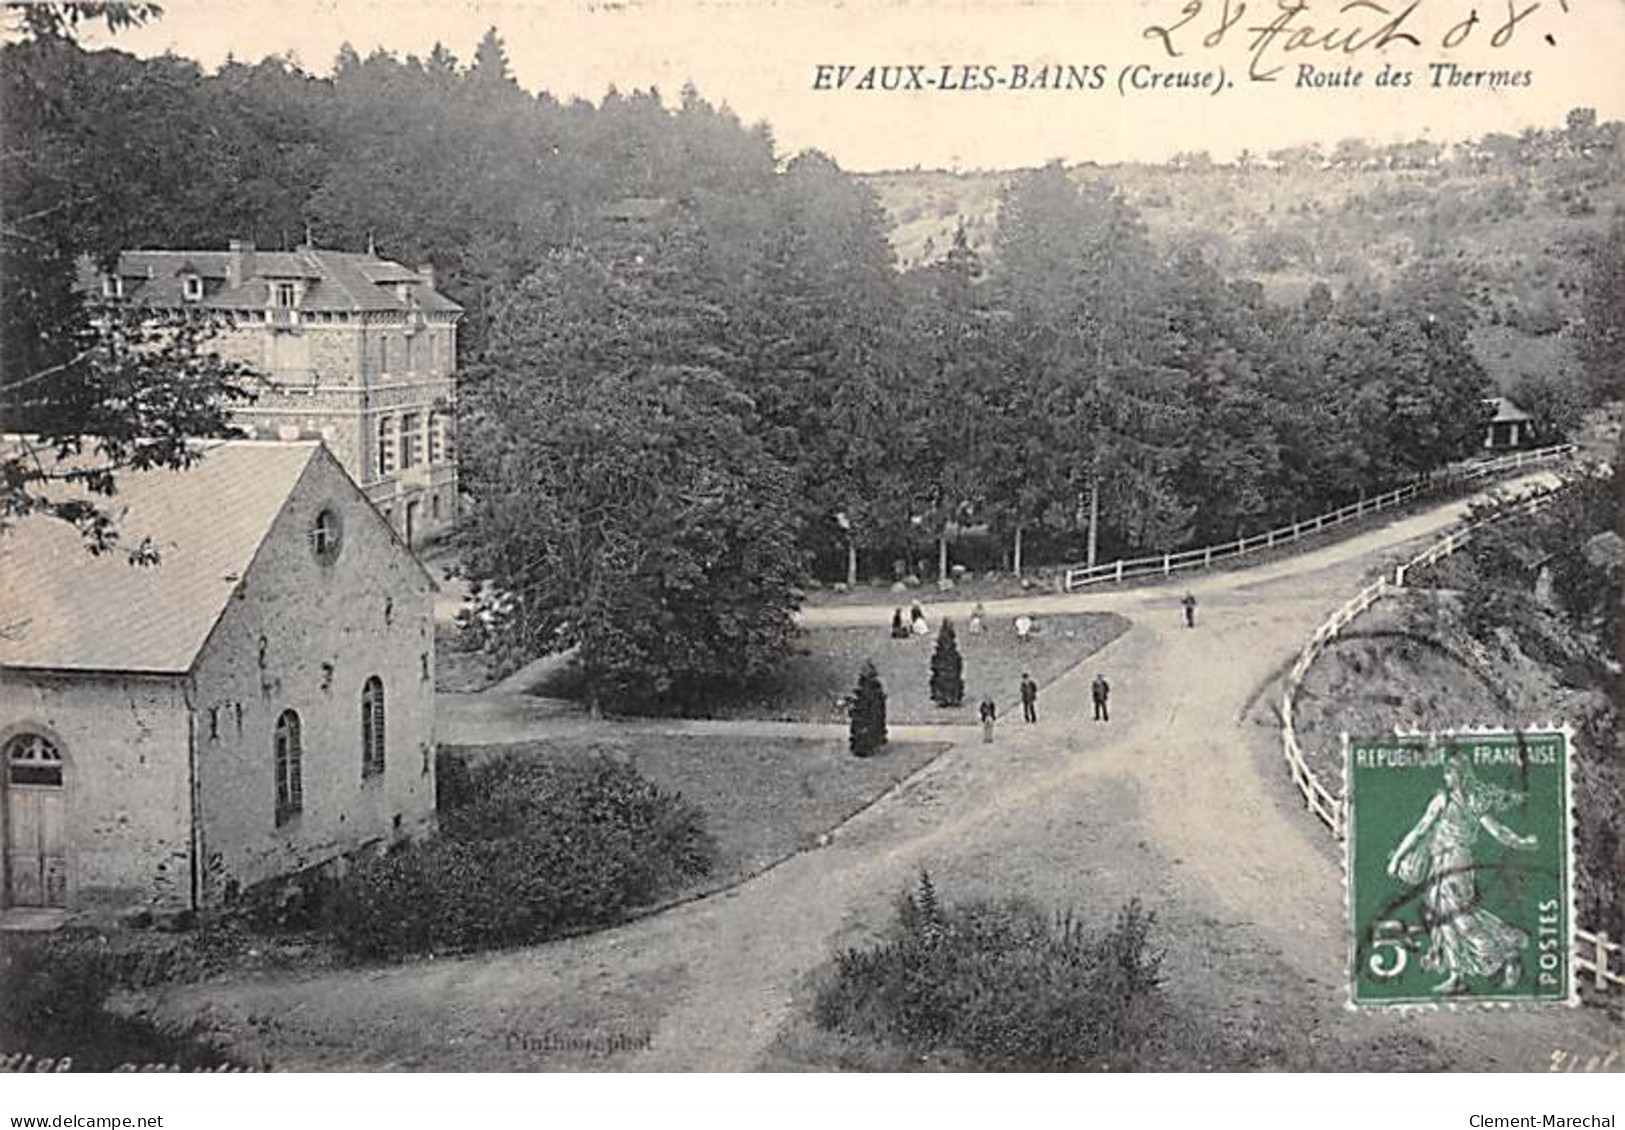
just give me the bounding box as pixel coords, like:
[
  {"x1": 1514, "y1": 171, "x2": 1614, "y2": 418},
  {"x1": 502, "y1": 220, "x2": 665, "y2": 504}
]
[
  {"x1": 417, "y1": 263, "x2": 436, "y2": 292},
  {"x1": 227, "y1": 239, "x2": 256, "y2": 289}
]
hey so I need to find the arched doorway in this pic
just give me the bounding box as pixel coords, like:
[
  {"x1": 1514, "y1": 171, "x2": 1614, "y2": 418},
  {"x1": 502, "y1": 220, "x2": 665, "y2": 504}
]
[{"x1": 4, "y1": 732, "x2": 67, "y2": 907}]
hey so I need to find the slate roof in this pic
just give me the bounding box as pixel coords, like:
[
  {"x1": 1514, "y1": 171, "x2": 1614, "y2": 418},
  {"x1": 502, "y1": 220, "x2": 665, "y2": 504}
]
[
  {"x1": 79, "y1": 244, "x2": 463, "y2": 317},
  {"x1": 0, "y1": 441, "x2": 320, "y2": 675}
]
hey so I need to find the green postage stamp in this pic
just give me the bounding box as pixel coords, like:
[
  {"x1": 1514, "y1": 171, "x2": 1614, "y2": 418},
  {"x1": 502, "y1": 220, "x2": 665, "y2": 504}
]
[{"x1": 1345, "y1": 729, "x2": 1575, "y2": 1009}]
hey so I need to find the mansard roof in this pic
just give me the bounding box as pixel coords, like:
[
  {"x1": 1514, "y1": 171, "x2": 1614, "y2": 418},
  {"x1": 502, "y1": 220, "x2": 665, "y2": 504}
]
[{"x1": 79, "y1": 243, "x2": 463, "y2": 318}]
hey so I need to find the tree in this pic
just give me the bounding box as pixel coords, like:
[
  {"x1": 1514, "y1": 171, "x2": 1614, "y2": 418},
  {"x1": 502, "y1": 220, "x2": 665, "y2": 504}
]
[
  {"x1": 992, "y1": 165, "x2": 1192, "y2": 565},
  {"x1": 0, "y1": 2, "x2": 261, "y2": 557},
  {"x1": 849, "y1": 660, "x2": 888, "y2": 757},
  {"x1": 1576, "y1": 219, "x2": 1625, "y2": 706},
  {"x1": 1, "y1": 305, "x2": 259, "y2": 558},
  {"x1": 1578, "y1": 221, "x2": 1625, "y2": 405},
  {"x1": 902, "y1": 222, "x2": 1010, "y2": 579},
  {"x1": 738, "y1": 150, "x2": 911, "y2": 585},
  {"x1": 460, "y1": 229, "x2": 806, "y2": 715},
  {"x1": 2, "y1": 1, "x2": 161, "y2": 41},
  {"x1": 928, "y1": 618, "x2": 965, "y2": 707},
  {"x1": 467, "y1": 27, "x2": 515, "y2": 90}
]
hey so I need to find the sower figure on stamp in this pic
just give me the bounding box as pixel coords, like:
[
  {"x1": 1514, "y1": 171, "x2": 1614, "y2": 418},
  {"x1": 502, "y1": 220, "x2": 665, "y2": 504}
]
[
  {"x1": 1386, "y1": 754, "x2": 1539, "y2": 995},
  {"x1": 1181, "y1": 592, "x2": 1197, "y2": 628},
  {"x1": 1019, "y1": 673, "x2": 1038, "y2": 723},
  {"x1": 979, "y1": 696, "x2": 997, "y2": 743},
  {"x1": 1090, "y1": 673, "x2": 1110, "y2": 722}
]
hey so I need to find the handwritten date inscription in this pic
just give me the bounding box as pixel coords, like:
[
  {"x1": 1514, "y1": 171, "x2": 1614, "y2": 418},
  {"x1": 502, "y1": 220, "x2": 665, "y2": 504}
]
[{"x1": 1144, "y1": 0, "x2": 1562, "y2": 83}]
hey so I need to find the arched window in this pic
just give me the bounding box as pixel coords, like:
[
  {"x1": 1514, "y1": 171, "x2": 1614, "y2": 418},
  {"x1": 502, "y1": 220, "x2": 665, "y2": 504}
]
[
  {"x1": 361, "y1": 677, "x2": 385, "y2": 779},
  {"x1": 309, "y1": 507, "x2": 343, "y2": 564},
  {"x1": 274, "y1": 710, "x2": 303, "y2": 825},
  {"x1": 5, "y1": 733, "x2": 63, "y2": 788}
]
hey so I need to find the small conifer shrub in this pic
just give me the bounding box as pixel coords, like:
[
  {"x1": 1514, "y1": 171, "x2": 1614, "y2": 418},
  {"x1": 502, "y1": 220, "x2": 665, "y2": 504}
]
[
  {"x1": 929, "y1": 618, "x2": 965, "y2": 707},
  {"x1": 849, "y1": 660, "x2": 888, "y2": 757}
]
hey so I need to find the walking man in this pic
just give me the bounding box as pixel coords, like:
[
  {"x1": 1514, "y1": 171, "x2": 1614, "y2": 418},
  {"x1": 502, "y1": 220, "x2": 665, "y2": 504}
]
[
  {"x1": 979, "y1": 696, "x2": 998, "y2": 743},
  {"x1": 1091, "y1": 673, "x2": 1110, "y2": 722},
  {"x1": 1181, "y1": 592, "x2": 1197, "y2": 628},
  {"x1": 1019, "y1": 673, "x2": 1038, "y2": 723}
]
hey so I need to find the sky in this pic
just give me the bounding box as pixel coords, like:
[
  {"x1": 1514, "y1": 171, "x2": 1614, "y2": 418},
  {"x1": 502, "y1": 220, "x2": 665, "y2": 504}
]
[{"x1": 79, "y1": 0, "x2": 1625, "y2": 171}]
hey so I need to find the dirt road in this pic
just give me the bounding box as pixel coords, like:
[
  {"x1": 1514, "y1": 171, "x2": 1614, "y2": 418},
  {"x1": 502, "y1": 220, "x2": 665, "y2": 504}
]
[{"x1": 159, "y1": 471, "x2": 1620, "y2": 1070}]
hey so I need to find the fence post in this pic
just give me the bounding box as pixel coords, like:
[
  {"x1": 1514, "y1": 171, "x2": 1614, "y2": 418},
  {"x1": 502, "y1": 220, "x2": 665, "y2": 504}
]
[
  {"x1": 1598, "y1": 931, "x2": 1610, "y2": 991},
  {"x1": 1115, "y1": 559, "x2": 1124, "y2": 583},
  {"x1": 1267, "y1": 530, "x2": 1275, "y2": 548},
  {"x1": 1395, "y1": 563, "x2": 1407, "y2": 587},
  {"x1": 1163, "y1": 553, "x2": 1171, "y2": 576},
  {"x1": 1204, "y1": 546, "x2": 1213, "y2": 568}
]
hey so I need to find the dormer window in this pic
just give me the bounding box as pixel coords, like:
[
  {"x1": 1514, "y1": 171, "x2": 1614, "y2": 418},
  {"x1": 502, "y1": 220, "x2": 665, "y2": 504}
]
[
  {"x1": 182, "y1": 274, "x2": 203, "y2": 301},
  {"x1": 101, "y1": 274, "x2": 123, "y2": 299},
  {"x1": 274, "y1": 282, "x2": 297, "y2": 308}
]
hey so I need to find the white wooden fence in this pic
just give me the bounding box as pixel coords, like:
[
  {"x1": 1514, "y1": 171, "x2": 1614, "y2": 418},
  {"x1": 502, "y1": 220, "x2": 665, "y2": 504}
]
[
  {"x1": 1062, "y1": 443, "x2": 1576, "y2": 592},
  {"x1": 1277, "y1": 465, "x2": 1624, "y2": 993}
]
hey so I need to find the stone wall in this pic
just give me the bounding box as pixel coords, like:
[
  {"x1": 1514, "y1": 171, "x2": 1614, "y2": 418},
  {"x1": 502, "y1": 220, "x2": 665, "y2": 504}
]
[
  {"x1": 0, "y1": 676, "x2": 193, "y2": 912},
  {"x1": 217, "y1": 314, "x2": 459, "y2": 546},
  {"x1": 189, "y1": 449, "x2": 437, "y2": 906}
]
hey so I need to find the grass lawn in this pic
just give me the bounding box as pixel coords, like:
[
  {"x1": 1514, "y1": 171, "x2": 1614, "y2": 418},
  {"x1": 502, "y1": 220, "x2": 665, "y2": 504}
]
[
  {"x1": 435, "y1": 622, "x2": 496, "y2": 694},
  {"x1": 704, "y1": 612, "x2": 1129, "y2": 726},
  {"x1": 445, "y1": 734, "x2": 947, "y2": 895}
]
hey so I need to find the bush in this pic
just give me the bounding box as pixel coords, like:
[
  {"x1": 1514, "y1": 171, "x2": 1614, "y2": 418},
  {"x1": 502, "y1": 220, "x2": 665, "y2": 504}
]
[
  {"x1": 328, "y1": 753, "x2": 716, "y2": 961},
  {"x1": 434, "y1": 746, "x2": 476, "y2": 813},
  {"x1": 849, "y1": 661, "x2": 888, "y2": 757},
  {"x1": 813, "y1": 873, "x2": 1162, "y2": 1070},
  {"x1": 928, "y1": 619, "x2": 965, "y2": 707},
  {"x1": 0, "y1": 935, "x2": 239, "y2": 1071}
]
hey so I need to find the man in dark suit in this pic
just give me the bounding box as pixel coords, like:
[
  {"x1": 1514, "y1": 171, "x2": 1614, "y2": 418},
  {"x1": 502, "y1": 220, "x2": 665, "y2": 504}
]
[{"x1": 1019, "y1": 673, "x2": 1038, "y2": 722}]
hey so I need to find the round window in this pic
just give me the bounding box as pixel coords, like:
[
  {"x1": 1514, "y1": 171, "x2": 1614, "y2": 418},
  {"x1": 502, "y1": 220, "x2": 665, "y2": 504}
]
[{"x1": 310, "y1": 507, "x2": 344, "y2": 564}]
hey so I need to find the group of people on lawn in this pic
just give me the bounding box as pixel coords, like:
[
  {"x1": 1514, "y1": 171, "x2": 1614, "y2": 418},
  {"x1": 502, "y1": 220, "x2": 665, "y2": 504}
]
[{"x1": 886, "y1": 590, "x2": 1201, "y2": 742}]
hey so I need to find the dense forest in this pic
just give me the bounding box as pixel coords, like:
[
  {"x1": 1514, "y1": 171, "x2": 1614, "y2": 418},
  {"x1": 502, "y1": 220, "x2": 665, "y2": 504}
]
[{"x1": 5, "y1": 19, "x2": 1619, "y2": 706}]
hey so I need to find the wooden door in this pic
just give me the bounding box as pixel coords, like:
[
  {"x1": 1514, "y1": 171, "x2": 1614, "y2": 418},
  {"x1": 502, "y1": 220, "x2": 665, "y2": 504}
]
[{"x1": 5, "y1": 734, "x2": 67, "y2": 908}]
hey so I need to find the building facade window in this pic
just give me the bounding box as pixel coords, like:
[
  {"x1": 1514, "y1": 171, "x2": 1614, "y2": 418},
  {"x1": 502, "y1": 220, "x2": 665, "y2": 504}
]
[
  {"x1": 400, "y1": 412, "x2": 421, "y2": 469},
  {"x1": 274, "y1": 709, "x2": 303, "y2": 826},
  {"x1": 5, "y1": 732, "x2": 63, "y2": 788},
  {"x1": 427, "y1": 412, "x2": 444, "y2": 465},
  {"x1": 361, "y1": 676, "x2": 386, "y2": 779},
  {"x1": 310, "y1": 507, "x2": 343, "y2": 564},
  {"x1": 377, "y1": 416, "x2": 396, "y2": 477},
  {"x1": 274, "y1": 282, "x2": 296, "y2": 308}
]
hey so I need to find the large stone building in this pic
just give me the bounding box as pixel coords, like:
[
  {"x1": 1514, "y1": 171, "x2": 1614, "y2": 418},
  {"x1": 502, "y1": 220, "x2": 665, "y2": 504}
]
[
  {"x1": 86, "y1": 241, "x2": 462, "y2": 549},
  {"x1": 0, "y1": 441, "x2": 436, "y2": 918}
]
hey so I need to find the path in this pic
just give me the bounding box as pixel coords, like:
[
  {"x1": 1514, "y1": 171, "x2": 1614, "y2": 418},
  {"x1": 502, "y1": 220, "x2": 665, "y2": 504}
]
[
  {"x1": 437, "y1": 691, "x2": 975, "y2": 746},
  {"x1": 160, "y1": 469, "x2": 1618, "y2": 1070}
]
